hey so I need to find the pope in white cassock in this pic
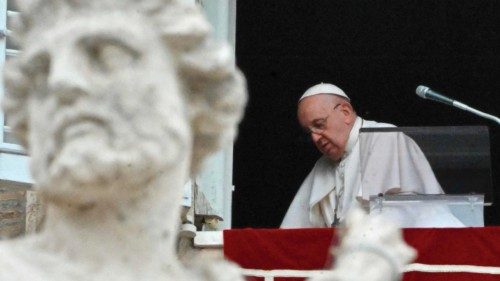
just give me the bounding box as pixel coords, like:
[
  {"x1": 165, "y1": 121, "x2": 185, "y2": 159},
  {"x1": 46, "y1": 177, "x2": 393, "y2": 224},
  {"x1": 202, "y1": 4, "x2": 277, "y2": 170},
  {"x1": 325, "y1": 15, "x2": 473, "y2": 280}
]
[{"x1": 281, "y1": 83, "x2": 464, "y2": 228}]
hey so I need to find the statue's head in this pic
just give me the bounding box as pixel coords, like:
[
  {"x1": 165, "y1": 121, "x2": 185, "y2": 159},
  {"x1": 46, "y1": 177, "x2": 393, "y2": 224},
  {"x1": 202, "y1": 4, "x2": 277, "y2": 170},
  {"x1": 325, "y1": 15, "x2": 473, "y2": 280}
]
[{"x1": 3, "y1": 0, "x2": 247, "y2": 205}]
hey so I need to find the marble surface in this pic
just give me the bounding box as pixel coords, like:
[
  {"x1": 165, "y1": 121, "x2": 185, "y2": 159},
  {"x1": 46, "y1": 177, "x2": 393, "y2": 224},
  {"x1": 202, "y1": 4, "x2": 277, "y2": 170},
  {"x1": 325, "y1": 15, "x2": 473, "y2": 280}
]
[{"x1": 0, "y1": 0, "x2": 246, "y2": 280}]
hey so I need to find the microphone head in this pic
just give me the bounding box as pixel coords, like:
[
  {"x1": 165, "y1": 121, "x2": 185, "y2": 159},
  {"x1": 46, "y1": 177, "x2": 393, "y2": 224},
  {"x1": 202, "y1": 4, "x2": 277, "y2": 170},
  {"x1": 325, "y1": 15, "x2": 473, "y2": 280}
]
[{"x1": 416, "y1": 85, "x2": 430, "y2": 98}]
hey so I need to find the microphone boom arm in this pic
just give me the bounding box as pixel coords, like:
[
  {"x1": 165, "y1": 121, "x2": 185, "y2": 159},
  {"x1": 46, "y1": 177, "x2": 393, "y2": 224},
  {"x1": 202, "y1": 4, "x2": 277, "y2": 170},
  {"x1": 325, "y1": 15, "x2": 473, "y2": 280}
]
[{"x1": 453, "y1": 101, "x2": 500, "y2": 125}]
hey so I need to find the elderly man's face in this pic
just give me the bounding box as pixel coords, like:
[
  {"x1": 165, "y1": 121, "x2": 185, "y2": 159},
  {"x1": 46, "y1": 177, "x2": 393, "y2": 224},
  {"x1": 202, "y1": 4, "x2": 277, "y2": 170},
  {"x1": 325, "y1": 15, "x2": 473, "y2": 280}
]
[
  {"x1": 298, "y1": 95, "x2": 355, "y2": 162},
  {"x1": 16, "y1": 13, "x2": 190, "y2": 203}
]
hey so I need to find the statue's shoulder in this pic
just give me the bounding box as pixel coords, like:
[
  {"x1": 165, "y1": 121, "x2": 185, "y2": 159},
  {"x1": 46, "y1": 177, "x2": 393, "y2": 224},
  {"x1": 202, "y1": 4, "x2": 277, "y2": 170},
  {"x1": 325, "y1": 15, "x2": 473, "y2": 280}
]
[
  {"x1": 0, "y1": 238, "x2": 74, "y2": 281},
  {"x1": 0, "y1": 240, "x2": 33, "y2": 281}
]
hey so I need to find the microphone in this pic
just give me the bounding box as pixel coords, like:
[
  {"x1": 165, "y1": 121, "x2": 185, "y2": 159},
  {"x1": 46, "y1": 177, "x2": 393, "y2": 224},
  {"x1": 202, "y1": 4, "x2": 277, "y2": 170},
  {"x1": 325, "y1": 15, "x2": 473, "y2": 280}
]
[
  {"x1": 416, "y1": 85, "x2": 455, "y2": 106},
  {"x1": 416, "y1": 85, "x2": 500, "y2": 125}
]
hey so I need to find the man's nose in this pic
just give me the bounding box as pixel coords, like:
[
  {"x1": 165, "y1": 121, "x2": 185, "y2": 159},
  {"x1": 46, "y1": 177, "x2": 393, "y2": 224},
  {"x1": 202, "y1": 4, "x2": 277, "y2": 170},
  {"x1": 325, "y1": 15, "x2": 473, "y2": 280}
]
[
  {"x1": 310, "y1": 131, "x2": 322, "y2": 143},
  {"x1": 47, "y1": 51, "x2": 89, "y2": 104}
]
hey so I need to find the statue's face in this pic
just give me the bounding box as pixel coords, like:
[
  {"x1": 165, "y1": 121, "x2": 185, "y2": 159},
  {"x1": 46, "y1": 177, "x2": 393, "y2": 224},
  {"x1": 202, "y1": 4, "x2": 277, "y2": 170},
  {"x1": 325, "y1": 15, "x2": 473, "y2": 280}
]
[{"x1": 16, "y1": 13, "x2": 191, "y2": 203}]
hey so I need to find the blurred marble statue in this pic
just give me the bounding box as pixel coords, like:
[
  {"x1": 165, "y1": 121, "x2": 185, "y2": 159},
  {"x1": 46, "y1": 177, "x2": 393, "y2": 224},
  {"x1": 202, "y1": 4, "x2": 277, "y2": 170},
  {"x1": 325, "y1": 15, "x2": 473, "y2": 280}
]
[
  {"x1": 0, "y1": 0, "x2": 246, "y2": 280},
  {"x1": 310, "y1": 207, "x2": 416, "y2": 281}
]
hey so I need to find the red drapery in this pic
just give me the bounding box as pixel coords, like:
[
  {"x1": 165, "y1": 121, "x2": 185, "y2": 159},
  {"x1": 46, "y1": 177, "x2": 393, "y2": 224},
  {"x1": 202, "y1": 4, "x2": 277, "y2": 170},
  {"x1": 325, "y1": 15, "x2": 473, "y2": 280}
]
[{"x1": 224, "y1": 227, "x2": 500, "y2": 281}]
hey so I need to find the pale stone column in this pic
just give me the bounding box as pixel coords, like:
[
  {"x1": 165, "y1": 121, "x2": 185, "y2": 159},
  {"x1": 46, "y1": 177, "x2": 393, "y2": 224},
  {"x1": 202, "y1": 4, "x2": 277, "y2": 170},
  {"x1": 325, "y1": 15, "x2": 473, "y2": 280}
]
[{"x1": 24, "y1": 190, "x2": 43, "y2": 234}]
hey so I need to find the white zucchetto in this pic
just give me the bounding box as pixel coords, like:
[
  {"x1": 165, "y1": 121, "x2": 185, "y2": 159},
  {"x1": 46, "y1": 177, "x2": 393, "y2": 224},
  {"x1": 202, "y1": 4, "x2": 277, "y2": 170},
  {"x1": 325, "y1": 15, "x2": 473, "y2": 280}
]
[{"x1": 299, "y1": 83, "x2": 350, "y2": 102}]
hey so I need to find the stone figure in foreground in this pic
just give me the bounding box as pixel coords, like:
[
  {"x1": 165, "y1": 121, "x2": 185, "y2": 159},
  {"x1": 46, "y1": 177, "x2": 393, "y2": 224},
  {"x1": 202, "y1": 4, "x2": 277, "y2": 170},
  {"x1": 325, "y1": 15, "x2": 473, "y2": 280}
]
[
  {"x1": 310, "y1": 207, "x2": 416, "y2": 281},
  {"x1": 0, "y1": 0, "x2": 246, "y2": 280}
]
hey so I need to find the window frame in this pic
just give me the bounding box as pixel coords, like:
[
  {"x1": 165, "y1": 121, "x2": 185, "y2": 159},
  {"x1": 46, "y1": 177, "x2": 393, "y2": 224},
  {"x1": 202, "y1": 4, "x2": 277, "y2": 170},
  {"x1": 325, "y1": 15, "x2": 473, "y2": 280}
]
[{"x1": 0, "y1": 0, "x2": 32, "y2": 185}]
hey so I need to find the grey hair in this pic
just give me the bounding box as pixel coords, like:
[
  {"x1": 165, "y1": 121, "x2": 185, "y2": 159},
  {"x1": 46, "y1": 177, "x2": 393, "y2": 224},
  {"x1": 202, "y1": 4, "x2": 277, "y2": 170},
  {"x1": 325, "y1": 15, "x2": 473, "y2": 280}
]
[{"x1": 3, "y1": 0, "x2": 247, "y2": 173}]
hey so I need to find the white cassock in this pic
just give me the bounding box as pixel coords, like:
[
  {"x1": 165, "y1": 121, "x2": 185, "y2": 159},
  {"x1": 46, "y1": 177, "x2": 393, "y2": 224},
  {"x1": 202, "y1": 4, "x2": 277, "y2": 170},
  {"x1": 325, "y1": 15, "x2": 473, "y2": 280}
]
[{"x1": 281, "y1": 117, "x2": 464, "y2": 228}]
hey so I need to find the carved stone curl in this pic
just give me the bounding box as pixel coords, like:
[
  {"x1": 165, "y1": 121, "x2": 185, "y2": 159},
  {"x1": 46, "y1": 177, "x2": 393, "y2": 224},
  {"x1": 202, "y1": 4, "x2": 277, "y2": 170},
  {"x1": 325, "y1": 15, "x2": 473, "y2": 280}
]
[{"x1": 0, "y1": 0, "x2": 246, "y2": 280}]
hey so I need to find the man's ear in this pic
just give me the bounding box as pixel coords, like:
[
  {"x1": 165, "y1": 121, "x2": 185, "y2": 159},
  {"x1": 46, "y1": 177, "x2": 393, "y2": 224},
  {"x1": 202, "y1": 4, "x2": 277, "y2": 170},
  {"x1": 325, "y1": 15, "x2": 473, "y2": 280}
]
[{"x1": 340, "y1": 103, "x2": 356, "y2": 124}]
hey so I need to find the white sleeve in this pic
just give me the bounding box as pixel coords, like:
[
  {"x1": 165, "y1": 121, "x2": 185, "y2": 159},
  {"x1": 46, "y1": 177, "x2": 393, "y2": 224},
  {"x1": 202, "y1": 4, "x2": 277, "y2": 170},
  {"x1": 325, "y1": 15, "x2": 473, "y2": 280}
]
[{"x1": 280, "y1": 168, "x2": 316, "y2": 228}]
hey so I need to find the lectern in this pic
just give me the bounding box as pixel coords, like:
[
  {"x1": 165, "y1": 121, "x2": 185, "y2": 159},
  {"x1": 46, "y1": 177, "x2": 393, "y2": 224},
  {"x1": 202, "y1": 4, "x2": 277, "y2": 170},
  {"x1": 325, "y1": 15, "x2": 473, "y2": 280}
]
[{"x1": 359, "y1": 126, "x2": 493, "y2": 227}]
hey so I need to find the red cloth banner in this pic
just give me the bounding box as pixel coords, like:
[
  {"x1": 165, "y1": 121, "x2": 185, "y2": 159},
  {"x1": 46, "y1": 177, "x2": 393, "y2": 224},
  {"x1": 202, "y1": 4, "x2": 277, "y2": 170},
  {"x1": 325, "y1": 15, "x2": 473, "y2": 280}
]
[{"x1": 224, "y1": 227, "x2": 500, "y2": 281}]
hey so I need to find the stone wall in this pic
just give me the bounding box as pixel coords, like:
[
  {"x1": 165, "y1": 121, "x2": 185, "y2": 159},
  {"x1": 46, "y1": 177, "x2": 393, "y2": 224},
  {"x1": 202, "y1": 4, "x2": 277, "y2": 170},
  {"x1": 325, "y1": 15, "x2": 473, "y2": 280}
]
[{"x1": 0, "y1": 181, "x2": 40, "y2": 239}]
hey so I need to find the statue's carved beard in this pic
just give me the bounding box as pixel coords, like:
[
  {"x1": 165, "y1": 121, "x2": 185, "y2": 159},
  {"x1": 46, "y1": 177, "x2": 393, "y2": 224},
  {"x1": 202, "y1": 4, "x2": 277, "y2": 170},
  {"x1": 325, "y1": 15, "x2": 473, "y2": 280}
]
[{"x1": 31, "y1": 117, "x2": 187, "y2": 205}]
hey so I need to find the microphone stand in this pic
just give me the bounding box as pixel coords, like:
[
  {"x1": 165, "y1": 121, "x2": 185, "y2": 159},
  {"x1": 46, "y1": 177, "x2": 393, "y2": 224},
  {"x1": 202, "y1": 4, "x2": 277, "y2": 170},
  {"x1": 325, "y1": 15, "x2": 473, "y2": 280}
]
[{"x1": 452, "y1": 101, "x2": 500, "y2": 125}]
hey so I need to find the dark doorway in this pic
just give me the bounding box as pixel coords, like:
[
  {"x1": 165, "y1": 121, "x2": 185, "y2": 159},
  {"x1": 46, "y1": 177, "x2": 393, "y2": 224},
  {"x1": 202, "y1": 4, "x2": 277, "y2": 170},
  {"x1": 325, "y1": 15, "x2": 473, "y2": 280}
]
[{"x1": 233, "y1": 0, "x2": 499, "y2": 228}]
